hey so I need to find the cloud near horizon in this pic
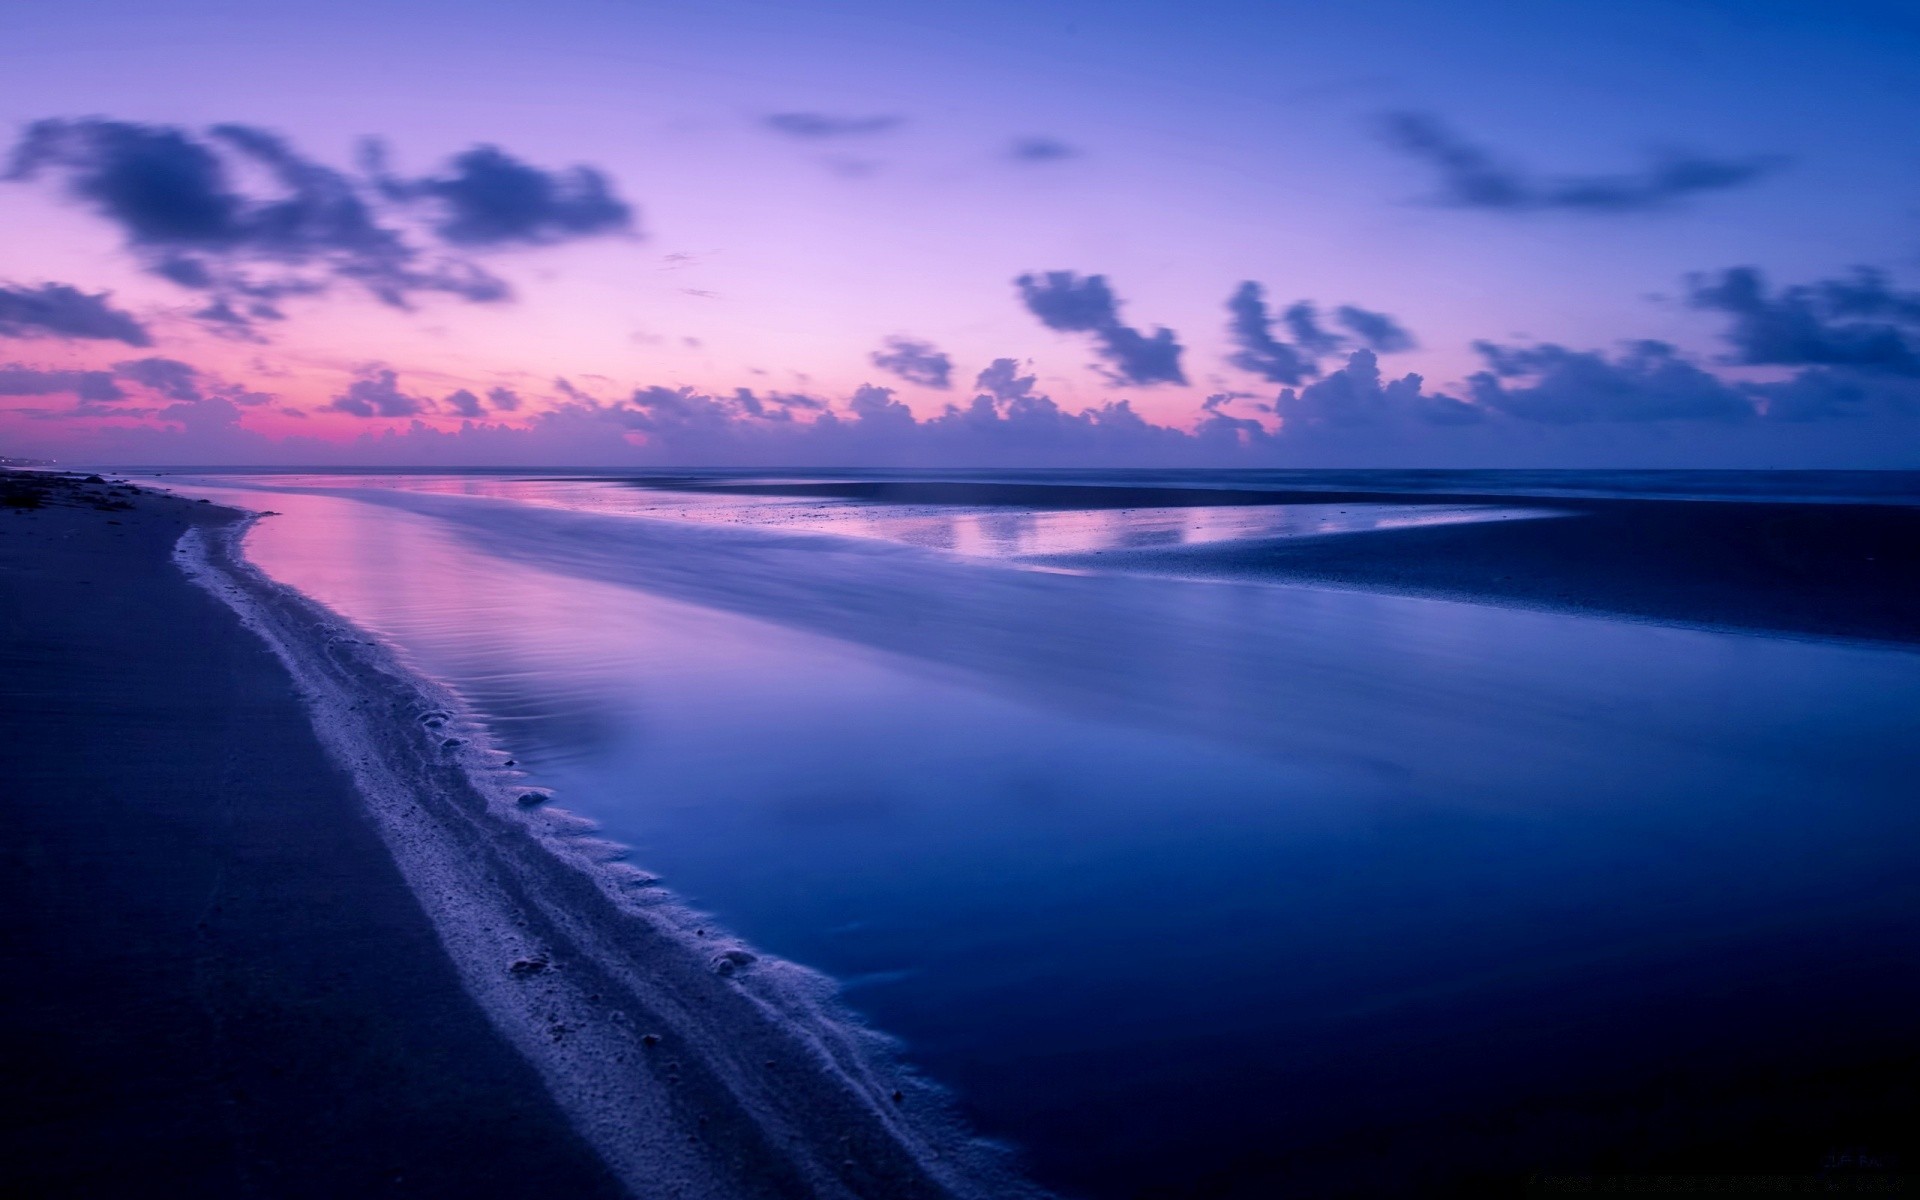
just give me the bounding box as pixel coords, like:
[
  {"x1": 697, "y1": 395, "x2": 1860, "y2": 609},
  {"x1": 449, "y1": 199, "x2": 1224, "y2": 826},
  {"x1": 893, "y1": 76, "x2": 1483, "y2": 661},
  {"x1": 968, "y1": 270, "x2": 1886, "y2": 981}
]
[
  {"x1": 0, "y1": 282, "x2": 151, "y2": 346},
  {"x1": 869, "y1": 336, "x2": 954, "y2": 389},
  {"x1": 1227, "y1": 283, "x2": 1416, "y2": 386},
  {"x1": 4, "y1": 262, "x2": 1918, "y2": 466},
  {"x1": 1687, "y1": 266, "x2": 1920, "y2": 375}
]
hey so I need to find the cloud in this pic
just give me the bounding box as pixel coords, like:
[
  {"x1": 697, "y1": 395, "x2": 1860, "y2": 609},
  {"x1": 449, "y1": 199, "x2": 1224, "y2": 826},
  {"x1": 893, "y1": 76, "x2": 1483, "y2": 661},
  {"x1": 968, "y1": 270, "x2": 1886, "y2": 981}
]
[
  {"x1": 1007, "y1": 137, "x2": 1078, "y2": 163},
  {"x1": 443, "y1": 388, "x2": 485, "y2": 417},
  {"x1": 869, "y1": 336, "x2": 953, "y2": 388},
  {"x1": 372, "y1": 143, "x2": 635, "y2": 247},
  {"x1": 113, "y1": 355, "x2": 201, "y2": 400},
  {"x1": 762, "y1": 113, "x2": 903, "y2": 138},
  {"x1": 1226, "y1": 283, "x2": 1417, "y2": 384},
  {"x1": 327, "y1": 369, "x2": 430, "y2": 417},
  {"x1": 1465, "y1": 339, "x2": 1755, "y2": 422},
  {"x1": 1225, "y1": 283, "x2": 1318, "y2": 385},
  {"x1": 487, "y1": 385, "x2": 523, "y2": 412},
  {"x1": 1334, "y1": 305, "x2": 1415, "y2": 353},
  {"x1": 0, "y1": 365, "x2": 124, "y2": 401},
  {"x1": 7, "y1": 118, "x2": 635, "y2": 330},
  {"x1": 1015, "y1": 271, "x2": 1187, "y2": 386},
  {"x1": 7, "y1": 119, "x2": 464, "y2": 312},
  {"x1": 1687, "y1": 266, "x2": 1920, "y2": 375},
  {"x1": 0, "y1": 282, "x2": 150, "y2": 345},
  {"x1": 1380, "y1": 111, "x2": 1783, "y2": 213},
  {"x1": 1276, "y1": 349, "x2": 1481, "y2": 428}
]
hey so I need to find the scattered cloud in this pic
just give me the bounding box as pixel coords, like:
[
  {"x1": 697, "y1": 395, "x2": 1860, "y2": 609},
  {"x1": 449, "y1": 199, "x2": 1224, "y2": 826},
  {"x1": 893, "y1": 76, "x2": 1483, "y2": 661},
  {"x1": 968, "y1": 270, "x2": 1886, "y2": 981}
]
[
  {"x1": 0, "y1": 355, "x2": 271, "y2": 417},
  {"x1": 113, "y1": 355, "x2": 203, "y2": 400},
  {"x1": 1015, "y1": 270, "x2": 1186, "y2": 386},
  {"x1": 1226, "y1": 283, "x2": 1318, "y2": 385},
  {"x1": 443, "y1": 387, "x2": 485, "y2": 417},
  {"x1": 1226, "y1": 283, "x2": 1416, "y2": 384},
  {"x1": 0, "y1": 365, "x2": 124, "y2": 401},
  {"x1": 6, "y1": 117, "x2": 636, "y2": 332},
  {"x1": 370, "y1": 143, "x2": 635, "y2": 247},
  {"x1": 1380, "y1": 111, "x2": 1783, "y2": 213},
  {"x1": 1334, "y1": 305, "x2": 1416, "y2": 353},
  {"x1": 327, "y1": 368, "x2": 431, "y2": 417},
  {"x1": 1007, "y1": 137, "x2": 1078, "y2": 163},
  {"x1": 870, "y1": 336, "x2": 954, "y2": 388},
  {"x1": 762, "y1": 113, "x2": 903, "y2": 139},
  {"x1": 0, "y1": 282, "x2": 150, "y2": 345}
]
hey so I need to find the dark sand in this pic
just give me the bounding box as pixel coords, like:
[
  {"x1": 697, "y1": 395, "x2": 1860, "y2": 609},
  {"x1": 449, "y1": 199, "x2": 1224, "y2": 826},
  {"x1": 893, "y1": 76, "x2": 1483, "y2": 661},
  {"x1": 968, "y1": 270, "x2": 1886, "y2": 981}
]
[{"x1": 0, "y1": 473, "x2": 624, "y2": 1198}]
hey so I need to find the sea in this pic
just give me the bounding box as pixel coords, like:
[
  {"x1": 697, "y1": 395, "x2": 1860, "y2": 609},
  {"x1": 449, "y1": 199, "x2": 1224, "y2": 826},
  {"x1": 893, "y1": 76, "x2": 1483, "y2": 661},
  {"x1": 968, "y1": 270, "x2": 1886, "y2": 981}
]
[{"x1": 146, "y1": 468, "x2": 1920, "y2": 1197}]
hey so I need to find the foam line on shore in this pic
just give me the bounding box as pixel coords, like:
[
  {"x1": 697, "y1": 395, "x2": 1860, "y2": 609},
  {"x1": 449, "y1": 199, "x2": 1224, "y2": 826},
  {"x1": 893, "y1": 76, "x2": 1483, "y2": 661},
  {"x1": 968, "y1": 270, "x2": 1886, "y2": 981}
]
[{"x1": 174, "y1": 516, "x2": 1051, "y2": 1200}]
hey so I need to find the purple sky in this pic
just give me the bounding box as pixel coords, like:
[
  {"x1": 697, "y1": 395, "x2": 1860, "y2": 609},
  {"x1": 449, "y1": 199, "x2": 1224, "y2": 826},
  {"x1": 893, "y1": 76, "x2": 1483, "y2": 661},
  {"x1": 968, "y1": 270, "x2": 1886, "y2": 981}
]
[{"x1": 2, "y1": 0, "x2": 1918, "y2": 466}]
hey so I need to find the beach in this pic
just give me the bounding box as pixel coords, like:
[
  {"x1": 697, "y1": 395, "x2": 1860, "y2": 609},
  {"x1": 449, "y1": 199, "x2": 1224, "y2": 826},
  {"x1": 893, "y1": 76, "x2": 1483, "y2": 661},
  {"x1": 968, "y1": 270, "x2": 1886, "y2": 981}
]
[
  {"x1": 6, "y1": 467, "x2": 1917, "y2": 1199},
  {"x1": 1, "y1": 470, "x2": 1044, "y2": 1200},
  {"x1": 0, "y1": 475, "x2": 623, "y2": 1197}
]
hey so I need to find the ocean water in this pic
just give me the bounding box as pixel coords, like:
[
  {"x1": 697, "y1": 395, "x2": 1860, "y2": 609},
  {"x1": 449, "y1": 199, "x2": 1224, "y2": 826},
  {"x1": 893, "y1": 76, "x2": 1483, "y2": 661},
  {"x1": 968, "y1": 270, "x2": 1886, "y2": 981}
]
[{"x1": 161, "y1": 470, "x2": 1920, "y2": 1197}]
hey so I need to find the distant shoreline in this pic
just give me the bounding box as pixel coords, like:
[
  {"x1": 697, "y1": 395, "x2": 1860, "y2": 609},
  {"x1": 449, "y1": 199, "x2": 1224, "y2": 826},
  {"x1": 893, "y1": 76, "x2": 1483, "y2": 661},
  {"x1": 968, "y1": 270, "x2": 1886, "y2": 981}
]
[{"x1": 1024, "y1": 498, "x2": 1920, "y2": 648}]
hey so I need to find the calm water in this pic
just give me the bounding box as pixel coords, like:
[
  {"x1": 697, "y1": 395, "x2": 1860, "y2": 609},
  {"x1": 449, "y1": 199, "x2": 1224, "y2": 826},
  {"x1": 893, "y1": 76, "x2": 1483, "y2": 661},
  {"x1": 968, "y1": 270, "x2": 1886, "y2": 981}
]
[{"x1": 165, "y1": 471, "x2": 1920, "y2": 1197}]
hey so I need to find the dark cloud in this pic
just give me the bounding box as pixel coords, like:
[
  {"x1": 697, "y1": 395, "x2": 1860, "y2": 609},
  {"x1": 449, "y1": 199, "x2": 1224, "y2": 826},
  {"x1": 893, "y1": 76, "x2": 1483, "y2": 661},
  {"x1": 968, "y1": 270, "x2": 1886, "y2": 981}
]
[
  {"x1": 111, "y1": 355, "x2": 273, "y2": 409},
  {"x1": 0, "y1": 365, "x2": 124, "y2": 401},
  {"x1": 1007, "y1": 137, "x2": 1078, "y2": 163},
  {"x1": 1334, "y1": 304, "x2": 1416, "y2": 353},
  {"x1": 1226, "y1": 283, "x2": 1418, "y2": 384},
  {"x1": 1282, "y1": 301, "x2": 1345, "y2": 356},
  {"x1": 1749, "y1": 367, "x2": 1920, "y2": 422},
  {"x1": 1687, "y1": 266, "x2": 1920, "y2": 375},
  {"x1": 870, "y1": 336, "x2": 953, "y2": 388},
  {"x1": 7, "y1": 117, "x2": 635, "y2": 330},
  {"x1": 610, "y1": 383, "x2": 829, "y2": 438},
  {"x1": 327, "y1": 369, "x2": 430, "y2": 417},
  {"x1": 1226, "y1": 282, "x2": 1317, "y2": 385},
  {"x1": 1276, "y1": 349, "x2": 1481, "y2": 428},
  {"x1": 8, "y1": 119, "x2": 437, "y2": 311},
  {"x1": 762, "y1": 113, "x2": 903, "y2": 138},
  {"x1": 443, "y1": 387, "x2": 485, "y2": 418},
  {"x1": 487, "y1": 385, "x2": 523, "y2": 412},
  {"x1": 113, "y1": 356, "x2": 201, "y2": 400},
  {"x1": 1380, "y1": 111, "x2": 1783, "y2": 213},
  {"x1": 372, "y1": 143, "x2": 634, "y2": 247},
  {"x1": 0, "y1": 282, "x2": 150, "y2": 345},
  {"x1": 1015, "y1": 271, "x2": 1186, "y2": 386},
  {"x1": 1465, "y1": 340, "x2": 1755, "y2": 422}
]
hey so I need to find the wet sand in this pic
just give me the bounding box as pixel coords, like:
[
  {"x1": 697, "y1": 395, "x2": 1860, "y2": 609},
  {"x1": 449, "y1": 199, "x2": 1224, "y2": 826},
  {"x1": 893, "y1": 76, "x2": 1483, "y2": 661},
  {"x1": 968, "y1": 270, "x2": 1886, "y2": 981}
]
[
  {"x1": 1030, "y1": 499, "x2": 1920, "y2": 647},
  {"x1": 0, "y1": 472, "x2": 624, "y2": 1198},
  {"x1": 2, "y1": 470, "x2": 1043, "y2": 1200}
]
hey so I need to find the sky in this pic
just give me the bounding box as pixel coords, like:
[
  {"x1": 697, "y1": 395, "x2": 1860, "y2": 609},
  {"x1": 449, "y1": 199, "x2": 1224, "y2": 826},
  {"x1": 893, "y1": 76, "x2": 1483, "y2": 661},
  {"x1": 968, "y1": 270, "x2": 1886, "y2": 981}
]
[{"x1": 2, "y1": 0, "x2": 1918, "y2": 467}]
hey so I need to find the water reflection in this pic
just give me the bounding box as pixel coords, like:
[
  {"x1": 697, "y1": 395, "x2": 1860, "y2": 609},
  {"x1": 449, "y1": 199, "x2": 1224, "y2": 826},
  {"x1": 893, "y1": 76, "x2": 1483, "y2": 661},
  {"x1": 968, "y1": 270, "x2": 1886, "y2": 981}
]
[{"x1": 171, "y1": 470, "x2": 1549, "y2": 559}]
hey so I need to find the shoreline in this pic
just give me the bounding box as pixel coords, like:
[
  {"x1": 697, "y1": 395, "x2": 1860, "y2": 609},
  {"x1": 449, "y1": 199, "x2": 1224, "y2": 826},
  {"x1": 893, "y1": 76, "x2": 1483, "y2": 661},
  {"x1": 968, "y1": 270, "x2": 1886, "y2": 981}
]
[
  {"x1": 177, "y1": 516, "x2": 1046, "y2": 1200},
  {"x1": 3, "y1": 471, "x2": 1047, "y2": 1199},
  {"x1": 0, "y1": 474, "x2": 623, "y2": 1197}
]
